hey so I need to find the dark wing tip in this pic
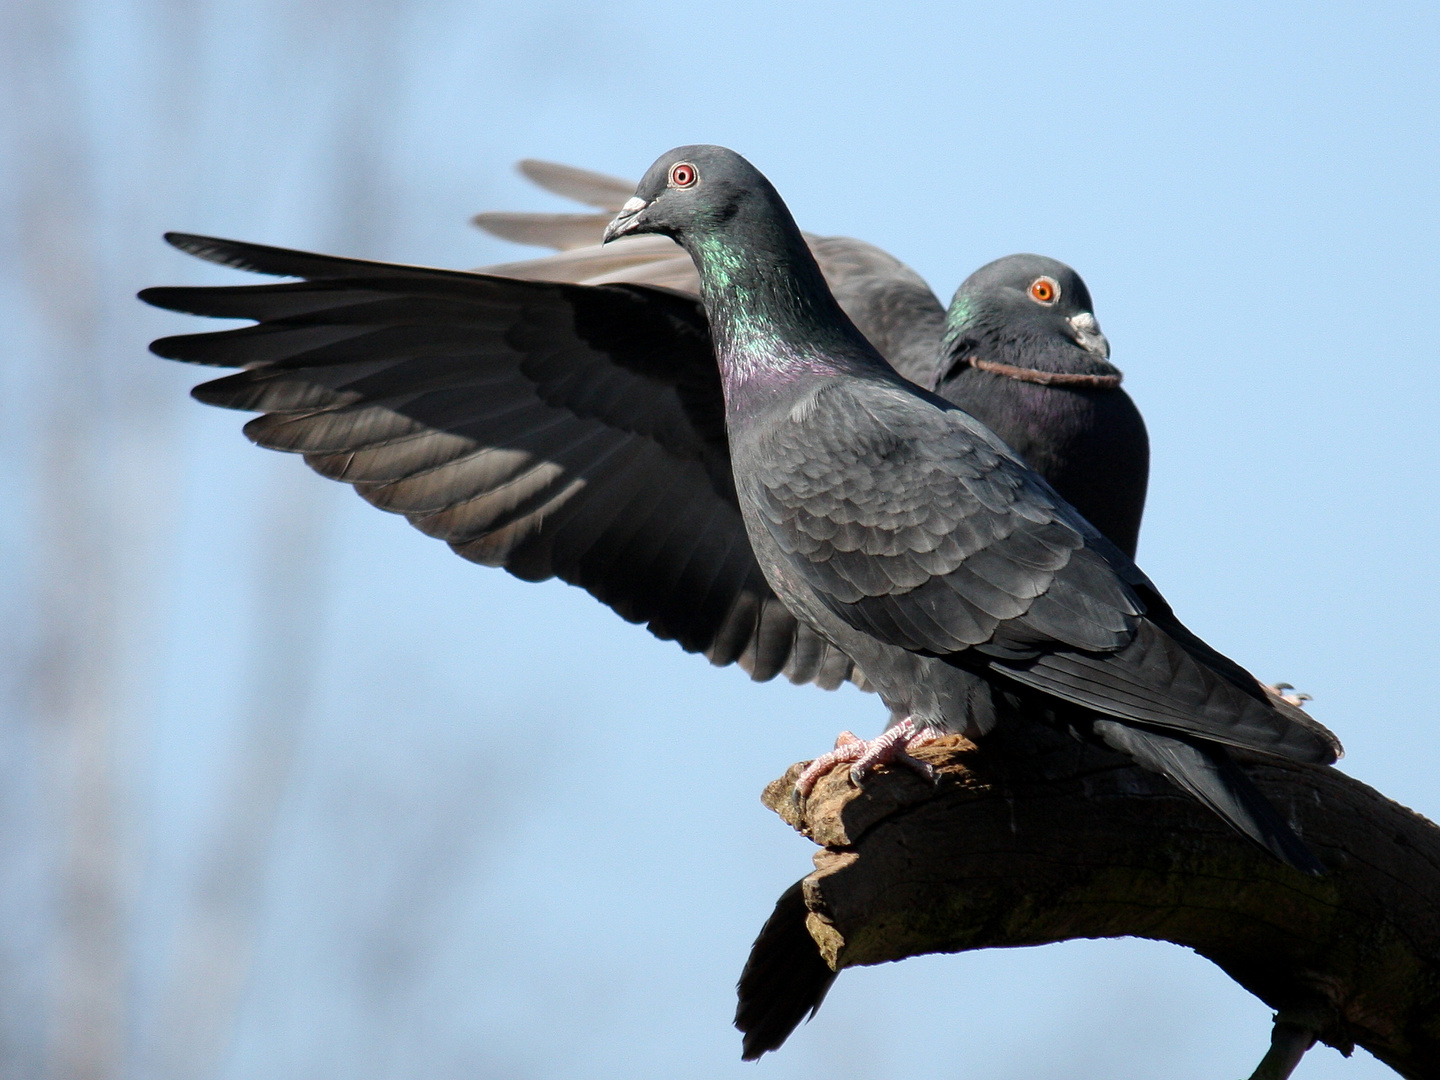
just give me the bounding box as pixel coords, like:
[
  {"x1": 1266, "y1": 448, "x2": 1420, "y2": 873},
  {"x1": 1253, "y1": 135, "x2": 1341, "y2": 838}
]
[
  {"x1": 162, "y1": 232, "x2": 252, "y2": 266},
  {"x1": 138, "y1": 285, "x2": 220, "y2": 316},
  {"x1": 141, "y1": 236, "x2": 275, "y2": 312},
  {"x1": 735, "y1": 880, "x2": 838, "y2": 1060},
  {"x1": 136, "y1": 285, "x2": 169, "y2": 309},
  {"x1": 163, "y1": 230, "x2": 208, "y2": 248},
  {"x1": 156, "y1": 232, "x2": 391, "y2": 281},
  {"x1": 160, "y1": 232, "x2": 315, "y2": 277},
  {"x1": 147, "y1": 334, "x2": 185, "y2": 360},
  {"x1": 190, "y1": 376, "x2": 247, "y2": 408},
  {"x1": 147, "y1": 331, "x2": 244, "y2": 364}
]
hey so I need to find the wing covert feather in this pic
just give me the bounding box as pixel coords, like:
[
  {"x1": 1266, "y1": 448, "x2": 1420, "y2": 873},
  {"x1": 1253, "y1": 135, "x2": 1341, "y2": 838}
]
[{"x1": 752, "y1": 382, "x2": 1135, "y2": 654}]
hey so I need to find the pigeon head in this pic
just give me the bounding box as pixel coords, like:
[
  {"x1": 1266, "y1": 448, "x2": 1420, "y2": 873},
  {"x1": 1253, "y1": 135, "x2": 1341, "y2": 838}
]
[
  {"x1": 940, "y1": 254, "x2": 1113, "y2": 376},
  {"x1": 602, "y1": 145, "x2": 789, "y2": 249},
  {"x1": 603, "y1": 145, "x2": 885, "y2": 392}
]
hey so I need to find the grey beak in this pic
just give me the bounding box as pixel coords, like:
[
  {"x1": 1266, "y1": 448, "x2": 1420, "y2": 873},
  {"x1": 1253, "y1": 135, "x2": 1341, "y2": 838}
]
[
  {"x1": 602, "y1": 196, "x2": 649, "y2": 244},
  {"x1": 1067, "y1": 311, "x2": 1111, "y2": 360}
]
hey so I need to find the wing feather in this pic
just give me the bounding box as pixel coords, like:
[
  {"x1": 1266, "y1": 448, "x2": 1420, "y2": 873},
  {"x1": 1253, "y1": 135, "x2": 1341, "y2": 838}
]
[{"x1": 143, "y1": 234, "x2": 864, "y2": 686}]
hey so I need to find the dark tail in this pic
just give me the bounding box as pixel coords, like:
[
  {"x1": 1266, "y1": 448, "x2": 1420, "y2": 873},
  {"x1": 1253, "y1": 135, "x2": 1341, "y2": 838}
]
[
  {"x1": 1093, "y1": 720, "x2": 1324, "y2": 876},
  {"x1": 735, "y1": 880, "x2": 839, "y2": 1060}
]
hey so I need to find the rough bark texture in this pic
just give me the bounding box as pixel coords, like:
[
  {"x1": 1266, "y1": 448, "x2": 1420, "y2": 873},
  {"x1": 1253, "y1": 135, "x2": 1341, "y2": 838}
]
[{"x1": 763, "y1": 731, "x2": 1440, "y2": 1079}]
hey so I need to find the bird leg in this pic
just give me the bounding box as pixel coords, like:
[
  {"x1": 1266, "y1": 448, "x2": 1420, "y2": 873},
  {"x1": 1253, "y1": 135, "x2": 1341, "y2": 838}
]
[
  {"x1": 793, "y1": 733, "x2": 866, "y2": 799},
  {"x1": 1245, "y1": 1020, "x2": 1316, "y2": 1080},
  {"x1": 793, "y1": 719, "x2": 944, "y2": 798}
]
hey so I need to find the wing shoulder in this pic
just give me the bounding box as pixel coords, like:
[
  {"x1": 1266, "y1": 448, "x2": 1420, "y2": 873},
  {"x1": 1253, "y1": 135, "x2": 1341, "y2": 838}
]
[{"x1": 806, "y1": 235, "x2": 947, "y2": 386}]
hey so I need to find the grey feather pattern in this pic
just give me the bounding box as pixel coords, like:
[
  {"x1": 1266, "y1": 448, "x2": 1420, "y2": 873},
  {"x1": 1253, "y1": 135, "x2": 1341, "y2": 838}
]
[
  {"x1": 751, "y1": 381, "x2": 1137, "y2": 652},
  {"x1": 746, "y1": 376, "x2": 1330, "y2": 760}
]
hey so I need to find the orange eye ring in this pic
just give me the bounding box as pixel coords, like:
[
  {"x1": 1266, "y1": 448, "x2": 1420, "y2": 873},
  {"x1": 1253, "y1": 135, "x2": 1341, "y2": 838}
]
[
  {"x1": 1028, "y1": 276, "x2": 1060, "y2": 305},
  {"x1": 669, "y1": 162, "x2": 698, "y2": 188}
]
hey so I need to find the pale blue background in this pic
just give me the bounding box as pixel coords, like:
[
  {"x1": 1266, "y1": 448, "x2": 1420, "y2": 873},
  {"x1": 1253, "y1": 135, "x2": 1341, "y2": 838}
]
[{"x1": 3, "y1": 2, "x2": 1436, "y2": 1077}]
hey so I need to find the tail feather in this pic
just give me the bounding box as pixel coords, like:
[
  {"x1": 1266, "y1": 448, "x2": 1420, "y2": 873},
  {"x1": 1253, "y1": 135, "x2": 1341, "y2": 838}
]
[
  {"x1": 1093, "y1": 720, "x2": 1324, "y2": 875},
  {"x1": 515, "y1": 159, "x2": 635, "y2": 211},
  {"x1": 735, "y1": 880, "x2": 838, "y2": 1060}
]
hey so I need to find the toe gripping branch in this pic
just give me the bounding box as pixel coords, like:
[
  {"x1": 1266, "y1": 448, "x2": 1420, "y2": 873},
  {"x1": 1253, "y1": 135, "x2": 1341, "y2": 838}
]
[
  {"x1": 742, "y1": 730, "x2": 1440, "y2": 1078},
  {"x1": 793, "y1": 719, "x2": 944, "y2": 798}
]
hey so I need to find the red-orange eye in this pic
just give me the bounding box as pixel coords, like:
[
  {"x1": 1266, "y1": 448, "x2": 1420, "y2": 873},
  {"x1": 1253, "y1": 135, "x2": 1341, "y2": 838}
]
[
  {"x1": 1028, "y1": 276, "x2": 1060, "y2": 305},
  {"x1": 669, "y1": 162, "x2": 697, "y2": 188}
]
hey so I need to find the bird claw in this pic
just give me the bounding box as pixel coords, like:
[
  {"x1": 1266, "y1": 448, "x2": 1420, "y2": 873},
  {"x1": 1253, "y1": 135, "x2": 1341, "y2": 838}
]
[
  {"x1": 793, "y1": 719, "x2": 943, "y2": 799},
  {"x1": 1266, "y1": 683, "x2": 1314, "y2": 709},
  {"x1": 792, "y1": 736, "x2": 866, "y2": 802}
]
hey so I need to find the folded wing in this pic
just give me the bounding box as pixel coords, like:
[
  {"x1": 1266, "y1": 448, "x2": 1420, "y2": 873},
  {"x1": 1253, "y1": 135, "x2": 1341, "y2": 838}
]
[{"x1": 751, "y1": 380, "x2": 1339, "y2": 763}]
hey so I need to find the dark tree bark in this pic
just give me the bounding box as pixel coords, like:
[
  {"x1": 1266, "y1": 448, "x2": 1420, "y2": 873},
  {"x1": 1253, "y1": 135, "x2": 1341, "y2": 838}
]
[{"x1": 754, "y1": 730, "x2": 1440, "y2": 1079}]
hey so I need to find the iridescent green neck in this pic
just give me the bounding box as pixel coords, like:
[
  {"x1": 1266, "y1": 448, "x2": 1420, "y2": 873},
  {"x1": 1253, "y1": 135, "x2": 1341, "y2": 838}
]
[
  {"x1": 944, "y1": 292, "x2": 975, "y2": 333},
  {"x1": 686, "y1": 230, "x2": 863, "y2": 384}
]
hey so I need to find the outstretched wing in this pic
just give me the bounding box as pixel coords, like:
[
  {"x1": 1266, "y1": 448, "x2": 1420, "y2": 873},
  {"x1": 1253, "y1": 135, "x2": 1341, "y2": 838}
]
[
  {"x1": 473, "y1": 159, "x2": 948, "y2": 386},
  {"x1": 749, "y1": 379, "x2": 1339, "y2": 763},
  {"x1": 141, "y1": 233, "x2": 860, "y2": 689}
]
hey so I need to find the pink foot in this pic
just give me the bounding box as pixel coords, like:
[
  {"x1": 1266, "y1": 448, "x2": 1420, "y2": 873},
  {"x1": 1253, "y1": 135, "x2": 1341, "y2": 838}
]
[{"x1": 794, "y1": 719, "x2": 944, "y2": 798}]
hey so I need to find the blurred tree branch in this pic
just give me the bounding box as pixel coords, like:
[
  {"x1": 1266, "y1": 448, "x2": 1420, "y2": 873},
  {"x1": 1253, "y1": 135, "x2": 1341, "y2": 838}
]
[
  {"x1": 756, "y1": 732, "x2": 1440, "y2": 1080},
  {"x1": 6, "y1": 0, "x2": 122, "y2": 1076},
  {"x1": 151, "y1": 4, "x2": 407, "y2": 1077}
]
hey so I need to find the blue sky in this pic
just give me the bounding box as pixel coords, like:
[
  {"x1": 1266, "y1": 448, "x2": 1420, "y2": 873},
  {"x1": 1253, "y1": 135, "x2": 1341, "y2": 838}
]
[{"x1": 9, "y1": 1, "x2": 1438, "y2": 1077}]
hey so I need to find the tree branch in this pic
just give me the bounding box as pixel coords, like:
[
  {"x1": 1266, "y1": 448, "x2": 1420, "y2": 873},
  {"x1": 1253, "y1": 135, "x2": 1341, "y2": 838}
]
[{"x1": 752, "y1": 730, "x2": 1440, "y2": 1079}]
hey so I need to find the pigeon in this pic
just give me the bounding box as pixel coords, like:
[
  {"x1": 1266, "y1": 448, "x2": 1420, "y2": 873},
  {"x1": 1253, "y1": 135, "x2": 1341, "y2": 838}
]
[
  {"x1": 475, "y1": 161, "x2": 1149, "y2": 558},
  {"x1": 602, "y1": 142, "x2": 1337, "y2": 861},
  {"x1": 138, "y1": 153, "x2": 1321, "y2": 1058},
  {"x1": 598, "y1": 145, "x2": 1338, "y2": 1055}
]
